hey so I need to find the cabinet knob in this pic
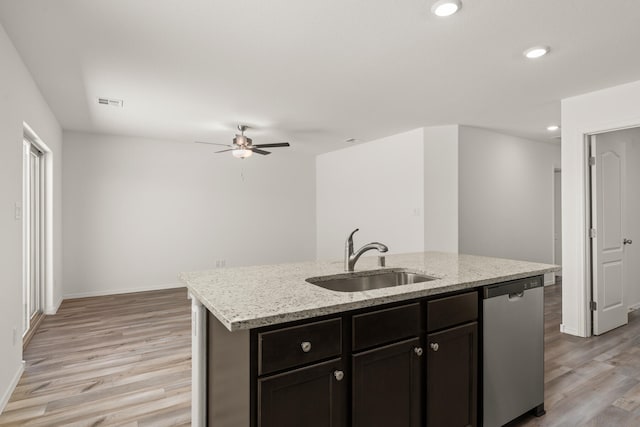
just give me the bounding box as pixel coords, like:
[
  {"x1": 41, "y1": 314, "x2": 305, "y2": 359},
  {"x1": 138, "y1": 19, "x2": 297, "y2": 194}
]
[
  {"x1": 301, "y1": 341, "x2": 312, "y2": 353},
  {"x1": 430, "y1": 342, "x2": 439, "y2": 352},
  {"x1": 334, "y1": 370, "x2": 344, "y2": 381},
  {"x1": 624, "y1": 238, "x2": 633, "y2": 245},
  {"x1": 414, "y1": 347, "x2": 423, "y2": 356}
]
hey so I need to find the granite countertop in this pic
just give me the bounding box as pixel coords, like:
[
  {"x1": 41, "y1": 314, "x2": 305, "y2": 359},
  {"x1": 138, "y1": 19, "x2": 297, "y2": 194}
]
[{"x1": 179, "y1": 252, "x2": 559, "y2": 332}]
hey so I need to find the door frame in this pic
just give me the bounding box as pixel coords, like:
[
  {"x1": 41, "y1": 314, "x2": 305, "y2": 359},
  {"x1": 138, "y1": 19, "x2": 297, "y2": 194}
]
[
  {"x1": 582, "y1": 123, "x2": 640, "y2": 337},
  {"x1": 552, "y1": 168, "x2": 562, "y2": 276},
  {"x1": 22, "y1": 123, "x2": 55, "y2": 320}
]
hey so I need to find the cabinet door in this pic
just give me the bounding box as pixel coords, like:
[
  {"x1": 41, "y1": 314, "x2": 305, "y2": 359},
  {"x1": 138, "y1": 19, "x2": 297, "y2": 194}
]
[
  {"x1": 258, "y1": 358, "x2": 346, "y2": 427},
  {"x1": 352, "y1": 337, "x2": 423, "y2": 427},
  {"x1": 427, "y1": 322, "x2": 477, "y2": 427}
]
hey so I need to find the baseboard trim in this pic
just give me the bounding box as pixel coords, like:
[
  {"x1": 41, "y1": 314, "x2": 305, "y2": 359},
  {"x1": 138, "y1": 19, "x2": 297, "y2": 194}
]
[
  {"x1": 45, "y1": 295, "x2": 63, "y2": 315},
  {"x1": 63, "y1": 283, "x2": 185, "y2": 299},
  {"x1": 560, "y1": 323, "x2": 586, "y2": 337},
  {"x1": 543, "y1": 272, "x2": 556, "y2": 286},
  {"x1": 0, "y1": 361, "x2": 25, "y2": 415},
  {"x1": 628, "y1": 302, "x2": 640, "y2": 312}
]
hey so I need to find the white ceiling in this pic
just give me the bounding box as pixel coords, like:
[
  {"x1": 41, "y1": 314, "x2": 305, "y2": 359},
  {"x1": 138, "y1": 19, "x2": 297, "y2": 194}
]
[{"x1": 1, "y1": 0, "x2": 640, "y2": 153}]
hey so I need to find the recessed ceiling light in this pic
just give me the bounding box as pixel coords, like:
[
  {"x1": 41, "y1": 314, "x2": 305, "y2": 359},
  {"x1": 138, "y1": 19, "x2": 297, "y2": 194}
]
[
  {"x1": 547, "y1": 125, "x2": 560, "y2": 131},
  {"x1": 523, "y1": 46, "x2": 550, "y2": 59},
  {"x1": 431, "y1": 0, "x2": 462, "y2": 17}
]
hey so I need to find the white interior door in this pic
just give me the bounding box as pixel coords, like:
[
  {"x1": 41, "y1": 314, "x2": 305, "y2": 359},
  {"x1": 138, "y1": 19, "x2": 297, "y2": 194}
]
[{"x1": 591, "y1": 135, "x2": 628, "y2": 335}]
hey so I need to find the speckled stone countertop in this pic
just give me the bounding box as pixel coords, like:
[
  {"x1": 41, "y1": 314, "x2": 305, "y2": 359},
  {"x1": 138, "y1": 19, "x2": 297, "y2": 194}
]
[{"x1": 179, "y1": 252, "x2": 559, "y2": 332}]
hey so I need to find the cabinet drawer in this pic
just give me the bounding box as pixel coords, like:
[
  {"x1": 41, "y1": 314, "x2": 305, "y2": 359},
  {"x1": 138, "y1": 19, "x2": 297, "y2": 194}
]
[
  {"x1": 258, "y1": 318, "x2": 342, "y2": 376},
  {"x1": 352, "y1": 303, "x2": 421, "y2": 351},
  {"x1": 427, "y1": 292, "x2": 478, "y2": 332}
]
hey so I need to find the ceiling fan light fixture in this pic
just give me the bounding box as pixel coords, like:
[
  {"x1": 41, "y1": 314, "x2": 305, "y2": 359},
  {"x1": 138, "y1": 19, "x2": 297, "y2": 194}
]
[
  {"x1": 232, "y1": 148, "x2": 253, "y2": 159},
  {"x1": 431, "y1": 0, "x2": 462, "y2": 17}
]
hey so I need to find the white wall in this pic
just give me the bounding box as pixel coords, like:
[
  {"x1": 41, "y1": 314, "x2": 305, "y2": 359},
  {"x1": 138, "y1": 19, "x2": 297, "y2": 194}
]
[
  {"x1": 562, "y1": 79, "x2": 640, "y2": 337},
  {"x1": 316, "y1": 129, "x2": 425, "y2": 261},
  {"x1": 458, "y1": 126, "x2": 560, "y2": 266},
  {"x1": 424, "y1": 126, "x2": 459, "y2": 252},
  {"x1": 62, "y1": 131, "x2": 316, "y2": 297},
  {"x1": 0, "y1": 24, "x2": 62, "y2": 412}
]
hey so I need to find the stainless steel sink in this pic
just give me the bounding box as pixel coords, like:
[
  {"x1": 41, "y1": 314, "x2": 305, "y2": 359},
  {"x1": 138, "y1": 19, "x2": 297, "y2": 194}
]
[{"x1": 306, "y1": 269, "x2": 436, "y2": 292}]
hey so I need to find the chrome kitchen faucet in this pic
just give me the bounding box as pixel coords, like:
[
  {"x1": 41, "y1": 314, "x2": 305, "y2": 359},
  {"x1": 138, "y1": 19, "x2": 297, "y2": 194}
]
[{"x1": 344, "y1": 228, "x2": 389, "y2": 272}]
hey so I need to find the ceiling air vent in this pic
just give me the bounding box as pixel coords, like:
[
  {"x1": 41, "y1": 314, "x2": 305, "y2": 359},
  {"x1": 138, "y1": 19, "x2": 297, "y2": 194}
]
[{"x1": 98, "y1": 97, "x2": 124, "y2": 108}]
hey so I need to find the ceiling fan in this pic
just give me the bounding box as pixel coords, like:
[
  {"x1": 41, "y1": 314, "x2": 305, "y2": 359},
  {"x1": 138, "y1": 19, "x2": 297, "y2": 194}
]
[{"x1": 195, "y1": 125, "x2": 290, "y2": 159}]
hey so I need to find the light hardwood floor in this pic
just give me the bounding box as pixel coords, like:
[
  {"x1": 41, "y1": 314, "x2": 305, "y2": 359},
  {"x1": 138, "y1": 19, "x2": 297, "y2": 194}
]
[
  {"x1": 0, "y1": 288, "x2": 191, "y2": 427},
  {"x1": 3, "y1": 281, "x2": 640, "y2": 426},
  {"x1": 512, "y1": 280, "x2": 640, "y2": 427}
]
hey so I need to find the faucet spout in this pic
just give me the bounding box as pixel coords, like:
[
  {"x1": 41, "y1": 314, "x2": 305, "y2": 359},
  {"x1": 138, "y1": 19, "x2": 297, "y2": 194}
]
[{"x1": 344, "y1": 229, "x2": 389, "y2": 272}]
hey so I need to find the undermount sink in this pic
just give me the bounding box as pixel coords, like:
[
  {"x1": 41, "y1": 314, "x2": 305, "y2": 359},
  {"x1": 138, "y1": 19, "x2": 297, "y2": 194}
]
[{"x1": 306, "y1": 269, "x2": 436, "y2": 292}]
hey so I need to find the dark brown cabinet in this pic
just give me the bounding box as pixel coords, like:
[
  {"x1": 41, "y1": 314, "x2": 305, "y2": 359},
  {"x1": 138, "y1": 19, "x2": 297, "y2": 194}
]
[
  {"x1": 257, "y1": 358, "x2": 347, "y2": 427},
  {"x1": 352, "y1": 337, "x2": 423, "y2": 427},
  {"x1": 253, "y1": 290, "x2": 480, "y2": 427},
  {"x1": 423, "y1": 292, "x2": 479, "y2": 427},
  {"x1": 427, "y1": 318, "x2": 478, "y2": 426}
]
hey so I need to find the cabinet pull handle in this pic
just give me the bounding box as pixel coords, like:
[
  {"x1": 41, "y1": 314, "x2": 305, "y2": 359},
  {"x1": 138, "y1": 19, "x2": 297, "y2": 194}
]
[
  {"x1": 414, "y1": 347, "x2": 423, "y2": 356},
  {"x1": 334, "y1": 370, "x2": 344, "y2": 381},
  {"x1": 301, "y1": 341, "x2": 312, "y2": 353},
  {"x1": 430, "y1": 342, "x2": 439, "y2": 352}
]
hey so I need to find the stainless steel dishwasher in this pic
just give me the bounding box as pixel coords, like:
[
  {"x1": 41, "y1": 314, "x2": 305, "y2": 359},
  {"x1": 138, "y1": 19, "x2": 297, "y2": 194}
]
[{"x1": 483, "y1": 276, "x2": 545, "y2": 427}]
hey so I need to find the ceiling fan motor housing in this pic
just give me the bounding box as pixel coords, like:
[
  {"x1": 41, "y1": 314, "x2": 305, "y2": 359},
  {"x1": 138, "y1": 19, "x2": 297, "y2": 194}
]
[{"x1": 233, "y1": 135, "x2": 252, "y2": 147}]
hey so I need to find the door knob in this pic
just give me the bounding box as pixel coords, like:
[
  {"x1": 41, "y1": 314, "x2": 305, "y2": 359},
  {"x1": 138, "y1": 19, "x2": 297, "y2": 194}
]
[{"x1": 624, "y1": 238, "x2": 633, "y2": 245}]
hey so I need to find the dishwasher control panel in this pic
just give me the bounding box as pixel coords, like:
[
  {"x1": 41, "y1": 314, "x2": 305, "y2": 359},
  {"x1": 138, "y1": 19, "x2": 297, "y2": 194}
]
[{"x1": 483, "y1": 276, "x2": 543, "y2": 299}]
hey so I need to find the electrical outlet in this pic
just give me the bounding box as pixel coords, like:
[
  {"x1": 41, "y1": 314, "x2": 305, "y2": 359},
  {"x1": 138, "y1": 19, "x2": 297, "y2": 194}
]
[
  {"x1": 412, "y1": 207, "x2": 421, "y2": 216},
  {"x1": 15, "y1": 202, "x2": 22, "y2": 220},
  {"x1": 215, "y1": 260, "x2": 226, "y2": 268}
]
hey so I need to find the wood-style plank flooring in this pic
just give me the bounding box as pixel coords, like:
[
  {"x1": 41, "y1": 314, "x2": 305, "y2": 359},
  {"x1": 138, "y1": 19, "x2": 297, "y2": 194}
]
[
  {"x1": 3, "y1": 281, "x2": 640, "y2": 426},
  {"x1": 512, "y1": 280, "x2": 640, "y2": 427},
  {"x1": 0, "y1": 288, "x2": 191, "y2": 426}
]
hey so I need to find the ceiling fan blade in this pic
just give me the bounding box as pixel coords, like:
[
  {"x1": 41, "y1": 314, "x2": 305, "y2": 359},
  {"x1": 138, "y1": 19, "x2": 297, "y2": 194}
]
[
  {"x1": 252, "y1": 142, "x2": 290, "y2": 148},
  {"x1": 251, "y1": 147, "x2": 271, "y2": 155},
  {"x1": 195, "y1": 141, "x2": 232, "y2": 147},
  {"x1": 214, "y1": 149, "x2": 234, "y2": 153}
]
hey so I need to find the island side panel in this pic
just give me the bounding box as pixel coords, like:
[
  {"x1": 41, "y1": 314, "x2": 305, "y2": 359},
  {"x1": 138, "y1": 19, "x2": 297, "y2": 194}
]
[
  {"x1": 208, "y1": 312, "x2": 251, "y2": 426},
  {"x1": 191, "y1": 295, "x2": 207, "y2": 427}
]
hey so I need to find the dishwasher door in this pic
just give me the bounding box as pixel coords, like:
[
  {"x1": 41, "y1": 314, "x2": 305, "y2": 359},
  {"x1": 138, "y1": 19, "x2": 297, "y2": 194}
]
[{"x1": 483, "y1": 278, "x2": 544, "y2": 427}]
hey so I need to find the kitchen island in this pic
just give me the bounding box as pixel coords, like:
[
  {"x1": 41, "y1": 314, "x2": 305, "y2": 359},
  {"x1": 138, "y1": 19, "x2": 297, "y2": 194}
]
[{"x1": 181, "y1": 252, "x2": 559, "y2": 427}]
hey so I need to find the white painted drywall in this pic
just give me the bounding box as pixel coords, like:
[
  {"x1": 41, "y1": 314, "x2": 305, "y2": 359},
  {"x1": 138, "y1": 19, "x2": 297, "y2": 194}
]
[
  {"x1": 62, "y1": 131, "x2": 316, "y2": 297},
  {"x1": 316, "y1": 129, "x2": 425, "y2": 261},
  {"x1": 0, "y1": 24, "x2": 62, "y2": 412},
  {"x1": 458, "y1": 126, "x2": 560, "y2": 265},
  {"x1": 561, "y1": 79, "x2": 640, "y2": 337},
  {"x1": 424, "y1": 126, "x2": 459, "y2": 253}
]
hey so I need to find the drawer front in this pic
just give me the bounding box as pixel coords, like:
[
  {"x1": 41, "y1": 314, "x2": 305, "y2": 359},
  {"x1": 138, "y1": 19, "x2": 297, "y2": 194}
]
[
  {"x1": 427, "y1": 292, "x2": 478, "y2": 332},
  {"x1": 352, "y1": 303, "x2": 421, "y2": 351},
  {"x1": 259, "y1": 318, "x2": 342, "y2": 376}
]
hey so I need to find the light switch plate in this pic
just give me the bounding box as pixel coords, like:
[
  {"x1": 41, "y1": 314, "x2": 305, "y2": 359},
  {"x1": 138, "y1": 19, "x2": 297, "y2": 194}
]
[{"x1": 14, "y1": 202, "x2": 22, "y2": 220}]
